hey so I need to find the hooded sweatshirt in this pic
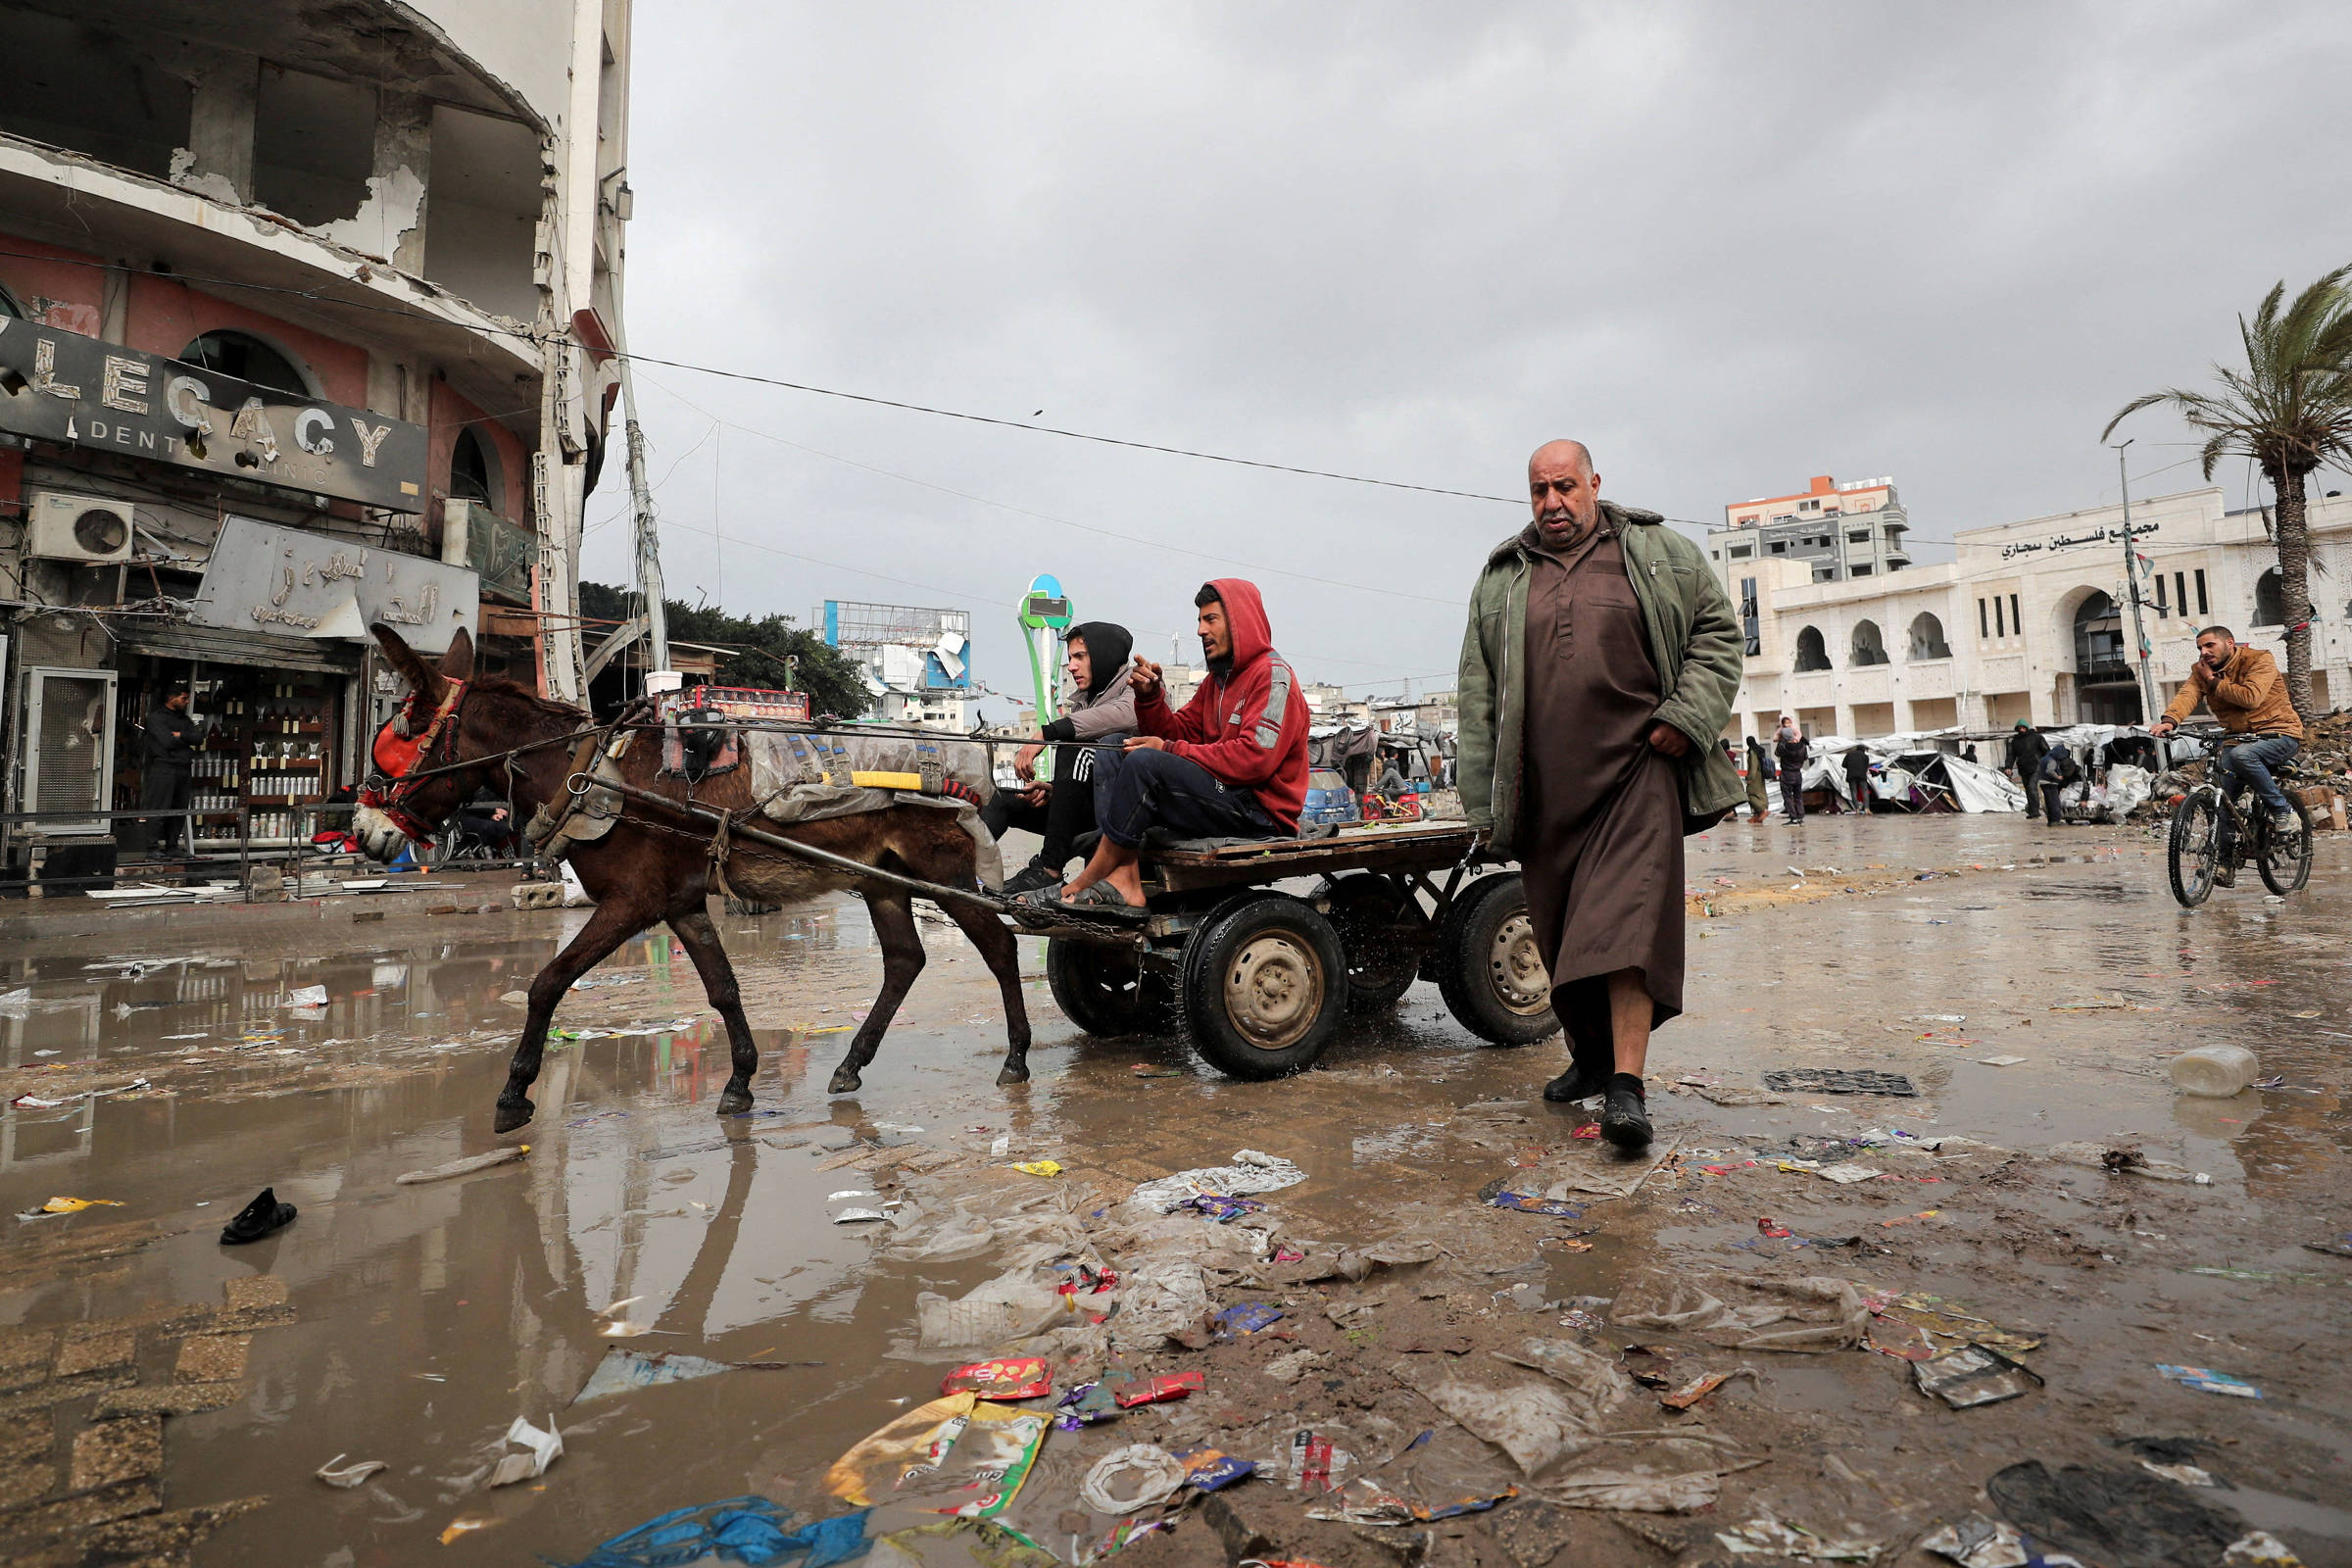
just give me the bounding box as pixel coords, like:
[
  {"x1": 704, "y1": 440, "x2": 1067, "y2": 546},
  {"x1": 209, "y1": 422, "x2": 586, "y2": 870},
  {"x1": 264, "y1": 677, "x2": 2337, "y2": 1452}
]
[
  {"x1": 1040, "y1": 621, "x2": 1138, "y2": 743},
  {"x1": 1135, "y1": 578, "x2": 1310, "y2": 829}
]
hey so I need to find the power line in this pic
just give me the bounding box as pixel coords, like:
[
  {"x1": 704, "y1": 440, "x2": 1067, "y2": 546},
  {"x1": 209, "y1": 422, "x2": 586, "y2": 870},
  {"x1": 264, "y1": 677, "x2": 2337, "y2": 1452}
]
[{"x1": 0, "y1": 246, "x2": 1519, "y2": 506}]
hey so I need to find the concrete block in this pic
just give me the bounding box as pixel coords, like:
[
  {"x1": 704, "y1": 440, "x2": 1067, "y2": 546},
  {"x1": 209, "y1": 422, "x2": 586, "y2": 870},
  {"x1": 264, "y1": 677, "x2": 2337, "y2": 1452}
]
[
  {"x1": 81, "y1": 1494, "x2": 267, "y2": 1560},
  {"x1": 0, "y1": 1330, "x2": 57, "y2": 1394},
  {"x1": 172, "y1": 1335, "x2": 250, "y2": 1385},
  {"x1": 220, "y1": 1277, "x2": 289, "y2": 1313},
  {"x1": 53, "y1": 1332, "x2": 133, "y2": 1379},
  {"x1": 0, "y1": 1478, "x2": 160, "y2": 1540},
  {"x1": 90, "y1": 1383, "x2": 243, "y2": 1420},
  {"x1": 0, "y1": 1372, "x2": 135, "y2": 1418},
  {"x1": 0, "y1": 1452, "x2": 56, "y2": 1509},
  {"x1": 69, "y1": 1416, "x2": 161, "y2": 1494}
]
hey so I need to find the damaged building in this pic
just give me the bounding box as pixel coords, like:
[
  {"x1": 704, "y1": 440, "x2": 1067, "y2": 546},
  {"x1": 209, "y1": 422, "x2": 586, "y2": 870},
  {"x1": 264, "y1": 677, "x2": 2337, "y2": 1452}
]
[{"x1": 0, "y1": 0, "x2": 633, "y2": 885}]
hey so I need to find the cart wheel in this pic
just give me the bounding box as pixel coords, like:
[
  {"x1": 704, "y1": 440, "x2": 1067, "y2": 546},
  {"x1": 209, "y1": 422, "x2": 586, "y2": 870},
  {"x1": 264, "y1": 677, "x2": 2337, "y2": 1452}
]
[
  {"x1": 1327, "y1": 873, "x2": 1424, "y2": 1013},
  {"x1": 1181, "y1": 894, "x2": 1346, "y2": 1079},
  {"x1": 1437, "y1": 872, "x2": 1559, "y2": 1046},
  {"x1": 1046, "y1": 939, "x2": 1168, "y2": 1037}
]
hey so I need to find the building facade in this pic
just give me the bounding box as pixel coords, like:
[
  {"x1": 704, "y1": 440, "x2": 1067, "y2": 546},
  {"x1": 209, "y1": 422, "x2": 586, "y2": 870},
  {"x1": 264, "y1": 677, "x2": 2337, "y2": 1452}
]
[
  {"x1": 1713, "y1": 474, "x2": 1912, "y2": 585},
  {"x1": 1720, "y1": 484, "x2": 2352, "y2": 744},
  {"x1": 821, "y1": 601, "x2": 975, "y2": 729},
  {"x1": 0, "y1": 0, "x2": 632, "y2": 876}
]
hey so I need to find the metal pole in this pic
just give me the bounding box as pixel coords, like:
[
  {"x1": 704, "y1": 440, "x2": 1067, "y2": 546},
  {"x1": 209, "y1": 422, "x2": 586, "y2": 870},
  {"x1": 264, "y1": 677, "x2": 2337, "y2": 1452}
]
[
  {"x1": 614, "y1": 326, "x2": 669, "y2": 680},
  {"x1": 2114, "y1": 440, "x2": 2159, "y2": 723}
]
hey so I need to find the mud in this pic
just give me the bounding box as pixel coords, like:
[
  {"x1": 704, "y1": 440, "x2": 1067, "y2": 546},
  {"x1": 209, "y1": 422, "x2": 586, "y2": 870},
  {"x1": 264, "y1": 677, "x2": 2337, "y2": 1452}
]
[{"x1": 2, "y1": 813, "x2": 2348, "y2": 1567}]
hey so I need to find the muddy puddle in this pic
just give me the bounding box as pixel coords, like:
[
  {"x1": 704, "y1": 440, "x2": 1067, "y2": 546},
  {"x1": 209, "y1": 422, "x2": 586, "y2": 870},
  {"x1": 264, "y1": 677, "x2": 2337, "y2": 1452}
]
[{"x1": 3, "y1": 815, "x2": 2349, "y2": 1566}]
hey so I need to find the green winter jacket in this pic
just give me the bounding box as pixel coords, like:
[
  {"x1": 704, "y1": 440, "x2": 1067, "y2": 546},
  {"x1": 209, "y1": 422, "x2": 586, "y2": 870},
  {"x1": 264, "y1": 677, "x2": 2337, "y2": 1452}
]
[{"x1": 1455, "y1": 501, "x2": 1745, "y2": 850}]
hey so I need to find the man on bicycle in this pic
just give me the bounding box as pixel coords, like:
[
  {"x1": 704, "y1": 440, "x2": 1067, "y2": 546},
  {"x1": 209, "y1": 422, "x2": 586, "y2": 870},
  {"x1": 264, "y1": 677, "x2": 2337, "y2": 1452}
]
[{"x1": 2151, "y1": 625, "x2": 2304, "y2": 852}]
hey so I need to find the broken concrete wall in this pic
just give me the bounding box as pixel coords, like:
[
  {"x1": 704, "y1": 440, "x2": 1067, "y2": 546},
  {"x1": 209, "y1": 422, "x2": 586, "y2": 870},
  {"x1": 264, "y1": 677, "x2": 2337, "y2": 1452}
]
[{"x1": 0, "y1": 11, "x2": 193, "y2": 181}]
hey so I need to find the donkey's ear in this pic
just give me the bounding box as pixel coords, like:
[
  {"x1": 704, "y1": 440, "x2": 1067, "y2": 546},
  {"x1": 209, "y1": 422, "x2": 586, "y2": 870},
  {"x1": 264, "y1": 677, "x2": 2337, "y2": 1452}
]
[
  {"x1": 371, "y1": 623, "x2": 445, "y2": 706},
  {"x1": 438, "y1": 627, "x2": 476, "y2": 682}
]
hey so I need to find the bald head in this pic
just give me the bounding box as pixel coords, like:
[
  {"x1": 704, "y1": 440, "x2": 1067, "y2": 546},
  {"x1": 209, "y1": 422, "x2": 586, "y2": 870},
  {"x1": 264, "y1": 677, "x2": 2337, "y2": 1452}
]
[{"x1": 1528, "y1": 439, "x2": 1601, "y2": 548}]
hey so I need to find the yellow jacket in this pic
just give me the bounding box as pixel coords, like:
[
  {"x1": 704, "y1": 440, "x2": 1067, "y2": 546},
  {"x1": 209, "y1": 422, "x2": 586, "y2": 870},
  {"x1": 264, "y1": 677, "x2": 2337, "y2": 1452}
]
[{"x1": 2160, "y1": 646, "x2": 2303, "y2": 740}]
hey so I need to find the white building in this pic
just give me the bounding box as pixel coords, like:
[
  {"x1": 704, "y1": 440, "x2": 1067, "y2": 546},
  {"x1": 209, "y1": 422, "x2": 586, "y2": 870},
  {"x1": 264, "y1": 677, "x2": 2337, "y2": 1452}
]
[
  {"x1": 821, "y1": 600, "x2": 975, "y2": 731},
  {"x1": 1720, "y1": 485, "x2": 2352, "y2": 743},
  {"x1": 1713, "y1": 473, "x2": 1913, "y2": 583}
]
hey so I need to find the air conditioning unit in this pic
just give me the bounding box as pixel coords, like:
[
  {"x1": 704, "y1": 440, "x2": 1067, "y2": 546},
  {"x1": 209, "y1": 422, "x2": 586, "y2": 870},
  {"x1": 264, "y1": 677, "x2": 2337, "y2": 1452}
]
[{"x1": 27, "y1": 491, "x2": 134, "y2": 564}]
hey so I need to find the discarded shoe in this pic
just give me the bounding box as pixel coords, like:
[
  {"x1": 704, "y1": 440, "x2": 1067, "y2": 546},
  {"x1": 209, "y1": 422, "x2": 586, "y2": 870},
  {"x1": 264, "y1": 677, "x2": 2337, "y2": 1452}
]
[
  {"x1": 219, "y1": 1187, "x2": 297, "y2": 1246},
  {"x1": 1599, "y1": 1076, "x2": 1651, "y2": 1150}
]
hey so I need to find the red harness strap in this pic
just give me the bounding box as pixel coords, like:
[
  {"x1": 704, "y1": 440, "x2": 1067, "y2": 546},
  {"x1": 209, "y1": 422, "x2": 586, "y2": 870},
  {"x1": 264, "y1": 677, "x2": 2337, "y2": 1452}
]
[{"x1": 365, "y1": 680, "x2": 469, "y2": 841}]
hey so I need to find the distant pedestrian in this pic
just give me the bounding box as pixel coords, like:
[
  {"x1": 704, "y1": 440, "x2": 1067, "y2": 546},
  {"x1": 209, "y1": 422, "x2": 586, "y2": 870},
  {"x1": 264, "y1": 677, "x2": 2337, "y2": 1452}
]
[
  {"x1": 2034, "y1": 744, "x2": 2081, "y2": 826},
  {"x1": 1963, "y1": 744, "x2": 1980, "y2": 763},
  {"x1": 2005, "y1": 720, "x2": 2049, "y2": 818},
  {"x1": 1841, "y1": 744, "x2": 1871, "y2": 813},
  {"x1": 1773, "y1": 715, "x2": 1809, "y2": 822},
  {"x1": 1455, "y1": 439, "x2": 1742, "y2": 1150},
  {"x1": 1743, "y1": 737, "x2": 1770, "y2": 822}
]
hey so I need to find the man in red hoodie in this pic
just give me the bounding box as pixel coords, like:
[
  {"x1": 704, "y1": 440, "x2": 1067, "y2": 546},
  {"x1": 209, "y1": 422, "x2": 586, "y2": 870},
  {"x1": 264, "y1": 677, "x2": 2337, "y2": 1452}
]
[{"x1": 1054, "y1": 579, "x2": 1309, "y2": 909}]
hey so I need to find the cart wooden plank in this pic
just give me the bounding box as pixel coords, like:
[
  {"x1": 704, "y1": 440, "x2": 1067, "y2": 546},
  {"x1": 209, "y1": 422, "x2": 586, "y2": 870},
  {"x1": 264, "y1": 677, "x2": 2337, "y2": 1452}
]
[{"x1": 1146, "y1": 820, "x2": 1481, "y2": 892}]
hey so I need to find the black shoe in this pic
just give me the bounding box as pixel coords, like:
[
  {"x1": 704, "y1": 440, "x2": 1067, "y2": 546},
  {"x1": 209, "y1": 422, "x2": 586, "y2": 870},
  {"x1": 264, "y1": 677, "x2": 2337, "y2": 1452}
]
[
  {"x1": 1001, "y1": 863, "x2": 1062, "y2": 898},
  {"x1": 220, "y1": 1188, "x2": 297, "y2": 1246},
  {"x1": 1544, "y1": 1058, "x2": 1611, "y2": 1103},
  {"x1": 1599, "y1": 1076, "x2": 1651, "y2": 1150}
]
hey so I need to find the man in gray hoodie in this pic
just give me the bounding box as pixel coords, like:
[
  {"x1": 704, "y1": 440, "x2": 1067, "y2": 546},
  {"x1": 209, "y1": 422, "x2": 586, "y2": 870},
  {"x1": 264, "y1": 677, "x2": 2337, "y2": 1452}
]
[{"x1": 986, "y1": 621, "x2": 1137, "y2": 894}]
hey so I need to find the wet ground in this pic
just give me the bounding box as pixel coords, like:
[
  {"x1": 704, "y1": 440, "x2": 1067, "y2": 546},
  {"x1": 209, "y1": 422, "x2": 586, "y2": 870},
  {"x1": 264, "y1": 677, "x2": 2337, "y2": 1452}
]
[{"x1": 3, "y1": 812, "x2": 2349, "y2": 1567}]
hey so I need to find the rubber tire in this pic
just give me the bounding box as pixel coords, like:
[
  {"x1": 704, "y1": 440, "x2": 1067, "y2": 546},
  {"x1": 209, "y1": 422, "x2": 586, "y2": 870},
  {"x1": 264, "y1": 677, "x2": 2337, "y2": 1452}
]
[
  {"x1": 2257, "y1": 796, "x2": 2315, "y2": 896},
  {"x1": 1437, "y1": 872, "x2": 1561, "y2": 1047},
  {"x1": 1328, "y1": 873, "x2": 1424, "y2": 1013},
  {"x1": 2167, "y1": 793, "x2": 2220, "y2": 908},
  {"x1": 1180, "y1": 894, "x2": 1347, "y2": 1080},
  {"x1": 1046, "y1": 938, "x2": 1168, "y2": 1037}
]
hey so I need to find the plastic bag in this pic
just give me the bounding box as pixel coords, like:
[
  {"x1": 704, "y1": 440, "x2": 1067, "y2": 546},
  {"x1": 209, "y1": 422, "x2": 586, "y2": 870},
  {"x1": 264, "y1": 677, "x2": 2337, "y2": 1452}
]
[
  {"x1": 825, "y1": 1394, "x2": 1048, "y2": 1519},
  {"x1": 1408, "y1": 1377, "x2": 1595, "y2": 1475},
  {"x1": 916, "y1": 1275, "x2": 1065, "y2": 1349},
  {"x1": 1499, "y1": 1337, "x2": 1637, "y2": 1424},
  {"x1": 1079, "y1": 1445, "x2": 1187, "y2": 1514},
  {"x1": 1609, "y1": 1270, "x2": 1868, "y2": 1352}
]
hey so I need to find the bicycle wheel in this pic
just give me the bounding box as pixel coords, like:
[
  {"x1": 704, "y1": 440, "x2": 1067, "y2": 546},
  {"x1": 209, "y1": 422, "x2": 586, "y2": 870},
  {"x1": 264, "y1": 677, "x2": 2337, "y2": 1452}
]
[
  {"x1": 2258, "y1": 796, "x2": 2315, "y2": 896},
  {"x1": 2167, "y1": 792, "x2": 2221, "y2": 907}
]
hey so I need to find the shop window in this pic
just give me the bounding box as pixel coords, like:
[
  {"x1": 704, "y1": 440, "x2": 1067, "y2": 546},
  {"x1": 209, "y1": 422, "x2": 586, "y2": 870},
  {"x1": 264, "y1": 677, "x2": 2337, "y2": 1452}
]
[
  {"x1": 176, "y1": 331, "x2": 313, "y2": 397},
  {"x1": 450, "y1": 425, "x2": 499, "y2": 507},
  {"x1": 1793, "y1": 625, "x2": 1832, "y2": 672},
  {"x1": 1850, "y1": 619, "x2": 1889, "y2": 665}
]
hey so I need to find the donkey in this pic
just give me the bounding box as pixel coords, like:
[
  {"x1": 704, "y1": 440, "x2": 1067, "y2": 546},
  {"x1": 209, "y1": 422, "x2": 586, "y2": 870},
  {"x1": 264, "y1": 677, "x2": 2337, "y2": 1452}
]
[{"x1": 354, "y1": 624, "x2": 1032, "y2": 1133}]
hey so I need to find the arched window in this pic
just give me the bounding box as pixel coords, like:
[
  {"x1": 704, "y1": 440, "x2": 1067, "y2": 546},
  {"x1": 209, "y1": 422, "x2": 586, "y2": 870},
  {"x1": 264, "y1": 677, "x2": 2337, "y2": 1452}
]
[
  {"x1": 1850, "y1": 619, "x2": 1888, "y2": 666},
  {"x1": 1907, "y1": 612, "x2": 1950, "y2": 660},
  {"x1": 175, "y1": 330, "x2": 313, "y2": 397},
  {"x1": 1793, "y1": 625, "x2": 1832, "y2": 672},
  {"x1": 2253, "y1": 567, "x2": 2284, "y2": 627},
  {"x1": 450, "y1": 425, "x2": 499, "y2": 507},
  {"x1": 2073, "y1": 590, "x2": 2124, "y2": 674}
]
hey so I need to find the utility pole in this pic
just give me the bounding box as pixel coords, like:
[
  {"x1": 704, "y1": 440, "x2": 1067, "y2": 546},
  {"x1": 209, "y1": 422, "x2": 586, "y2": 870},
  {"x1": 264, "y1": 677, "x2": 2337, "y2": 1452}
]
[
  {"x1": 2113, "y1": 439, "x2": 2158, "y2": 723},
  {"x1": 615, "y1": 326, "x2": 669, "y2": 682}
]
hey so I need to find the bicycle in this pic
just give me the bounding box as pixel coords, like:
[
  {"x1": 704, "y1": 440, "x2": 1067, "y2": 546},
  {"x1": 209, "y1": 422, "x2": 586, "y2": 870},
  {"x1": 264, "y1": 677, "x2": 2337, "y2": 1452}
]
[{"x1": 2165, "y1": 725, "x2": 2314, "y2": 907}]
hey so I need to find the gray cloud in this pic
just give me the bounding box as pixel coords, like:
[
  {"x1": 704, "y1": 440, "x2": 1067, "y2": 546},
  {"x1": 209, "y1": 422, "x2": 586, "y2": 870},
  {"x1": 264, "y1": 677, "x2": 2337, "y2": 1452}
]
[{"x1": 587, "y1": 2, "x2": 2352, "y2": 710}]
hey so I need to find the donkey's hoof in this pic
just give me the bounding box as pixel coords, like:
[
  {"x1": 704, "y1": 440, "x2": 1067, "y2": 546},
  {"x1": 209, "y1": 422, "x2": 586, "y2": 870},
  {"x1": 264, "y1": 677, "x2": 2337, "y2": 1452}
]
[
  {"x1": 996, "y1": 1060, "x2": 1031, "y2": 1088},
  {"x1": 827, "y1": 1067, "x2": 862, "y2": 1094},
  {"x1": 493, "y1": 1096, "x2": 536, "y2": 1134},
  {"x1": 715, "y1": 1084, "x2": 754, "y2": 1115}
]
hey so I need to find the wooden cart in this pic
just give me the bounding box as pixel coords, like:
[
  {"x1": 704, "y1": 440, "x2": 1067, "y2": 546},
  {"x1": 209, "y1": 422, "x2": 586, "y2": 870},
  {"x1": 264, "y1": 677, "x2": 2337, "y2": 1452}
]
[{"x1": 1013, "y1": 821, "x2": 1556, "y2": 1078}]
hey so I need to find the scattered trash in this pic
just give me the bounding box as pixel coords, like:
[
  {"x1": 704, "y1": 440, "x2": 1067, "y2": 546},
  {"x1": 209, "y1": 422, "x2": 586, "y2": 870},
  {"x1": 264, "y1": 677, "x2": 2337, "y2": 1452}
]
[
  {"x1": 1877, "y1": 1293, "x2": 2044, "y2": 1354},
  {"x1": 1307, "y1": 1476, "x2": 1519, "y2": 1526},
  {"x1": 942, "y1": 1358, "x2": 1052, "y2": 1400},
  {"x1": 2304, "y1": 1235, "x2": 2352, "y2": 1259},
  {"x1": 1488, "y1": 1191, "x2": 1586, "y2": 1218},
  {"x1": 1171, "y1": 1445, "x2": 1256, "y2": 1492},
  {"x1": 1919, "y1": 1514, "x2": 2040, "y2": 1568},
  {"x1": 315, "y1": 1454, "x2": 387, "y2": 1488},
  {"x1": 440, "y1": 1517, "x2": 498, "y2": 1545},
  {"x1": 488, "y1": 1415, "x2": 564, "y2": 1486},
  {"x1": 557, "y1": 1497, "x2": 872, "y2": 1568},
  {"x1": 1130, "y1": 1150, "x2": 1307, "y2": 1210},
  {"x1": 1660, "y1": 1367, "x2": 1753, "y2": 1410},
  {"x1": 1114, "y1": 1371, "x2": 1202, "y2": 1408},
  {"x1": 1978, "y1": 1055, "x2": 2029, "y2": 1067},
  {"x1": 1409, "y1": 1377, "x2": 1592, "y2": 1475},
  {"x1": 1762, "y1": 1070, "x2": 1918, "y2": 1097},
  {"x1": 1264, "y1": 1348, "x2": 1333, "y2": 1386},
  {"x1": 571, "y1": 1349, "x2": 792, "y2": 1404},
  {"x1": 827, "y1": 1394, "x2": 1048, "y2": 1519},
  {"x1": 832, "y1": 1209, "x2": 892, "y2": 1224},
  {"x1": 2169, "y1": 1045, "x2": 2259, "y2": 1098},
  {"x1": 2156, "y1": 1364, "x2": 2262, "y2": 1398},
  {"x1": 2224, "y1": 1534, "x2": 2305, "y2": 1567},
  {"x1": 1176, "y1": 1194, "x2": 1266, "y2": 1223},
  {"x1": 1985, "y1": 1459, "x2": 2247, "y2": 1568},
  {"x1": 1079, "y1": 1445, "x2": 1187, "y2": 1514},
  {"x1": 395, "y1": 1146, "x2": 528, "y2": 1184},
  {"x1": 2047, "y1": 1143, "x2": 2203, "y2": 1183},
  {"x1": 219, "y1": 1187, "x2": 297, "y2": 1245},
  {"x1": 1287, "y1": 1430, "x2": 1354, "y2": 1493},
  {"x1": 18, "y1": 1196, "x2": 124, "y2": 1219},
  {"x1": 1816, "y1": 1163, "x2": 1882, "y2": 1185},
  {"x1": 1214, "y1": 1303, "x2": 1284, "y2": 1336},
  {"x1": 1612, "y1": 1268, "x2": 1870, "y2": 1351},
  {"x1": 1756, "y1": 1217, "x2": 1792, "y2": 1239},
  {"x1": 916, "y1": 1274, "x2": 1066, "y2": 1349},
  {"x1": 1129, "y1": 1064, "x2": 1184, "y2": 1079},
  {"x1": 283, "y1": 985, "x2": 328, "y2": 1007},
  {"x1": 1010, "y1": 1160, "x2": 1063, "y2": 1178},
  {"x1": 1714, "y1": 1519, "x2": 1884, "y2": 1561},
  {"x1": 1912, "y1": 1344, "x2": 2044, "y2": 1408}
]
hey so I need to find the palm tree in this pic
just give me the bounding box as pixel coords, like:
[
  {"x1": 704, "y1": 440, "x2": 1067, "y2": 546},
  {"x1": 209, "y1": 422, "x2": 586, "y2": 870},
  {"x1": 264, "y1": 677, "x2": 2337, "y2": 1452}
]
[{"x1": 2105, "y1": 266, "x2": 2352, "y2": 722}]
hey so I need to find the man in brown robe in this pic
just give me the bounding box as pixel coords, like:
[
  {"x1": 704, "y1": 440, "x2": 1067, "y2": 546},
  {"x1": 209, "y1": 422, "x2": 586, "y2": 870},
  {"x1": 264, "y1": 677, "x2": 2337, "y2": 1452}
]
[{"x1": 1454, "y1": 440, "x2": 1745, "y2": 1148}]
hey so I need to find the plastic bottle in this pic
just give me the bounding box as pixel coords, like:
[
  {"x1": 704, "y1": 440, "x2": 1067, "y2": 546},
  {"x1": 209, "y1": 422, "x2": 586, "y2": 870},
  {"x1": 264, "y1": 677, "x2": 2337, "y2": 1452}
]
[{"x1": 2170, "y1": 1045, "x2": 2258, "y2": 1097}]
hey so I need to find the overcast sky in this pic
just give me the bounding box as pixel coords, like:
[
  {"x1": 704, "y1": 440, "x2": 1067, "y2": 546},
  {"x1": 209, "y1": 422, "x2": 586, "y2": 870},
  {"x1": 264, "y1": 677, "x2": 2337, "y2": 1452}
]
[{"x1": 582, "y1": 3, "x2": 2352, "y2": 715}]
